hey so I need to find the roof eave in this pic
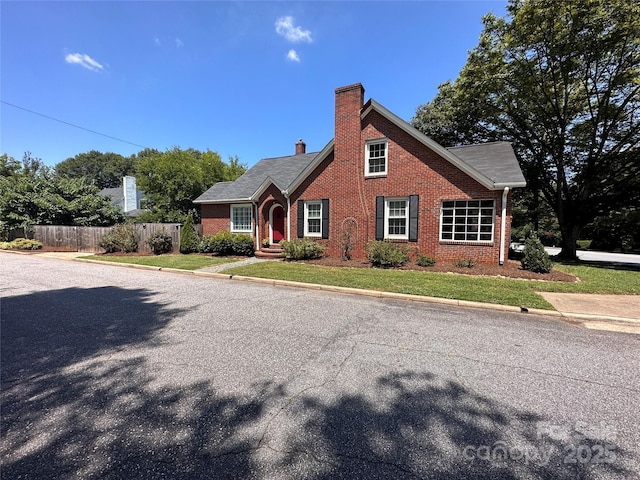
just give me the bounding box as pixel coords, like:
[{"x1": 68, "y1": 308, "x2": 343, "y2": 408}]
[
  {"x1": 361, "y1": 99, "x2": 497, "y2": 190},
  {"x1": 493, "y1": 181, "x2": 527, "y2": 189},
  {"x1": 193, "y1": 197, "x2": 253, "y2": 204}
]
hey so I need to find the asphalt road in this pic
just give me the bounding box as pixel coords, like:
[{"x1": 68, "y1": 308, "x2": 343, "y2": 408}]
[
  {"x1": 544, "y1": 248, "x2": 640, "y2": 266},
  {"x1": 2, "y1": 253, "x2": 639, "y2": 480}
]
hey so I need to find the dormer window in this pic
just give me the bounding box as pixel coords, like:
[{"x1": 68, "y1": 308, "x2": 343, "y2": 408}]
[{"x1": 365, "y1": 139, "x2": 388, "y2": 177}]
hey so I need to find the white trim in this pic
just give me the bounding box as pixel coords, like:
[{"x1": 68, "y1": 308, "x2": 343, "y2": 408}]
[
  {"x1": 230, "y1": 203, "x2": 253, "y2": 233},
  {"x1": 286, "y1": 196, "x2": 291, "y2": 241},
  {"x1": 384, "y1": 197, "x2": 409, "y2": 240},
  {"x1": 364, "y1": 138, "x2": 388, "y2": 177},
  {"x1": 269, "y1": 203, "x2": 285, "y2": 243},
  {"x1": 303, "y1": 201, "x2": 322, "y2": 237}
]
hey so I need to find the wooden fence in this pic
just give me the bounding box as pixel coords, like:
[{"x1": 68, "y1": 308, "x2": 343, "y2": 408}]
[{"x1": 34, "y1": 224, "x2": 194, "y2": 254}]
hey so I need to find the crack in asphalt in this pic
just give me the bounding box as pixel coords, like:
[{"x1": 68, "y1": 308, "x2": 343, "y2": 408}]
[{"x1": 358, "y1": 340, "x2": 639, "y2": 393}]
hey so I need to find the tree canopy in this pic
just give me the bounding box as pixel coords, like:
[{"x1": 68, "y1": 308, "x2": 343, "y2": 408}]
[
  {"x1": 0, "y1": 153, "x2": 123, "y2": 237},
  {"x1": 135, "y1": 147, "x2": 246, "y2": 222},
  {"x1": 412, "y1": 0, "x2": 640, "y2": 258},
  {"x1": 55, "y1": 150, "x2": 137, "y2": 189}
]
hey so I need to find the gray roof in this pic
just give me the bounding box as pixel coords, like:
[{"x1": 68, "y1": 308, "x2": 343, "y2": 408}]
[
  {"x1": 447, "y1": 142, "x2": 526, "y2": 187},
  {"x1": 99, "y1": 187, "x2": 124, "y2": 205},
  {"x1": 194, "y1": 152, "x2": 319, "y2": 203}
]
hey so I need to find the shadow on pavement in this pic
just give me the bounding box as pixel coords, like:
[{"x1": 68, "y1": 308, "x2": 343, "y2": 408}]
[{"x1": 1, "y1": 287, "x2": 632, "y2": 479}]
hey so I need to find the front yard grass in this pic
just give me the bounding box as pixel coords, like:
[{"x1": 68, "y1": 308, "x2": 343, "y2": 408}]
[
  {"x1": 84, "y1": 254, "x2": 238, "y2": 271},
  {"x1": 224, "y1": 261, "x2": 640, "y2": 310}
]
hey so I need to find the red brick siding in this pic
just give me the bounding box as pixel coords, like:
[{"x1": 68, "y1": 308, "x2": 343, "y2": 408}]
[
  {"x1": 291, "y1": 89, "x2": 511, "y2": 264},
  {"x1": 201, "y1": 204, "x2": 231, "y2": 236}
]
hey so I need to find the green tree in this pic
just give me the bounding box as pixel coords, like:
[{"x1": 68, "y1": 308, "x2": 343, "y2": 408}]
[
  {"x1": 412, "y1": 0, "x2": 640, "y2": 259},
  {"x1": 179, "y1": 212, "x2": 200, "y2": 254},
  {"x1": 55, "y1": 150, "x2": 137, "y2": 189},
  {"x1": 136, "y1": 147, "x2": 246, "y2": 222},
  {"x1": 0, "y1": 153, "x2": 123, "y2": 236}
]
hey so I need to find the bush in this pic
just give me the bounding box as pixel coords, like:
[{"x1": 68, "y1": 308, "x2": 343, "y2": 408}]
[
  {"x1": 0, "y1": 238, "x2": 43, "y2": 250},
  {"x1": 416, "y1": 253, "x2": 436, "y2": 267},
  {"x1": 521, "y1": 233, "x2": 553, "y2": 273},
  {"x1": 200, "y1": 231, "x2": 254, "y2": 256},
  {"x1": 99, "y1": 224, "x2": 139, "y2": 253},
  {"x1": 147, "y1": 231, "x2": 173, "y2": 255},
  {"x1": 180, "y1": 213, "x2": 200, "y2": 254},
  {"x1": 455, "y1": 258, "x2": 476, "y2": 268},
  {"x1": 366, "y1": 241, "x2": 409, "y2": 268},
  {"x1": 280, "y1": 239, "x2": 325, "y2": 260}
]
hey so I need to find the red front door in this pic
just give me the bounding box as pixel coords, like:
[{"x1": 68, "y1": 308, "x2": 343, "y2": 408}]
[{"x1": 272, "y1": 206, "x2": 285, "y2": 243}]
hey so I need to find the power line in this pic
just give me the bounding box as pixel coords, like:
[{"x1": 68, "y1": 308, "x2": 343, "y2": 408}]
[{"x1": 1, "y1": 100, "x2": 149, "y2": 150}]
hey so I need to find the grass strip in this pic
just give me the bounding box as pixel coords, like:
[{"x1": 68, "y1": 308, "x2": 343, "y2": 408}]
[
  {"x1": 225, "y1": 262, "x2": 555, "y2": 309},
  {"x1": 83, "y1": 254, "x2": 238, "y2": 271}
]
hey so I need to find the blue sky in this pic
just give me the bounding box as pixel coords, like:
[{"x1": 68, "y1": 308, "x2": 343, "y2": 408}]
[{"x1": 1, "y1": 1, "x2": 506, "y2": 168}]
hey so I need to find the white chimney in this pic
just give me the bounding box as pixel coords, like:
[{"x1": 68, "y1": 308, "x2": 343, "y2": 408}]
[{"x1": 123, "y1": 176, "x2": 139, "y2": 212}]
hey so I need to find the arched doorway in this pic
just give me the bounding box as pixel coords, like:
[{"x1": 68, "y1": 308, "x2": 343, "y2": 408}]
[{"x1": 270, "y1": 204, "x2": 285, "y2": 243}]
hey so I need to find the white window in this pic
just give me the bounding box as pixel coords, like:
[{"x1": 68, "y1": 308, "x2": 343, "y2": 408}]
[
  {"x1": 231, "y1": 204, "x2": 252, "y2": 233},
  {"x1": 440, "y1": 200, "x2": 495, "y2": 242},
  {"x1": 365, "y1": 139, "x2": 388, "y2": 177},
  {"x1": 304, "y1": 201, "x2": 322, "y2": 237},
  {"x1": 385, "y1": 197, "x2": 408, "y2": 240}
]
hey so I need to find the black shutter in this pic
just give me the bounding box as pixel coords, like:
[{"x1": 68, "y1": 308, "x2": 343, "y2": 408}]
[
  {"x1": 321, "y1": 199, "x2": 329, "y2": 239},
  {"x1": 297, "y1": 200, "x2": 304, "y2": 238},
  {"x1": 409, "y1": 194, "x2": 419, "y2": 242},
  {"x1": 375, "y1": 196, "x2": 385, "y2": 241}
]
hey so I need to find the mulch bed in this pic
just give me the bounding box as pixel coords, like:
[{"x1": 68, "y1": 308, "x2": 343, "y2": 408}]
[{"x1": 297, "y1": 256, "x2": 578, "y2": 282}]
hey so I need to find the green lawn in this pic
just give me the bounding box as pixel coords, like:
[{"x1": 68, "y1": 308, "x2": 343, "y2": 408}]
[
  {"x1": 83, "y1": 254, "x2": 238, "y2": 270},
  {"x1": 224, "y1": 261, "x2": 640, "y2": 310}
]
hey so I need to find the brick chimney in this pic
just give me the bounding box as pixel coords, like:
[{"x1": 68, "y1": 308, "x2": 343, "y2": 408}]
[
  {"x1": 295, "y1": 138, "x2": 306, "y2": 155},
  {"x1": 334, "y1": 83, "x2": 364, "y2": 165}
]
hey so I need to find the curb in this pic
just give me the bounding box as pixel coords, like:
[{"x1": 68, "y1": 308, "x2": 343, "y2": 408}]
[{"x1": 63, "y1": 256, "x2": 640, "y2": 327}]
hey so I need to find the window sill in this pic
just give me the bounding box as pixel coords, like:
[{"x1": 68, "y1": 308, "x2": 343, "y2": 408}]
[
  {"x1": 365, "y1": 173, "x2": 387, "y2": 179},
  {"x1": 439, "y1": 241, "x2": 494, "y2": 246}
]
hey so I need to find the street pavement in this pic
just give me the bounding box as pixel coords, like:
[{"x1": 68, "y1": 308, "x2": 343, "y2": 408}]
[{"x1": 2, "y1": 253, "x2": 639, "y2": 479}]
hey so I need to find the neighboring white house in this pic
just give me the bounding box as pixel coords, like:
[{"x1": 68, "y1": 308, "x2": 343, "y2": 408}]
[{"x1": 99, "y1": 176, "x2": 144, "y2": 217}]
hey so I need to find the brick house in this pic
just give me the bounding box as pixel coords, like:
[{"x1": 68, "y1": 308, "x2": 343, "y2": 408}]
[{"x1": 194, "y1": 83, "x2": 526, "y2": 264}]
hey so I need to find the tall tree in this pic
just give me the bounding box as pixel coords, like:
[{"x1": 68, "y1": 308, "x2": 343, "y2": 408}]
[
  {"x1": 413, "y1": 0, "x2": 640, "y2": 259},
  {"x1": 135, "y1": 147, "x2": 246, "y2": 222},
  {"x1": 55, "y1": 150, "x2": 137, "y2": 189}
]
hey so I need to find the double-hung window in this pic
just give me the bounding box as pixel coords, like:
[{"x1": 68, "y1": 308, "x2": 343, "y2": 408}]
[
  {"x1": 385, "y1": 198, "x2": 408, "y2": 240},
  {"x1": 440, "y1": 200, "x2": 495, "y2": 242},
  {"x1": 230, "y1": 204, "x2": 252, "y2": 233},
  {"x1": 365, "y1": 139, "x2": 388, "y2": 177},
  {"x1": 304, "y1": 201, "x2": 322, "y2": 237}
]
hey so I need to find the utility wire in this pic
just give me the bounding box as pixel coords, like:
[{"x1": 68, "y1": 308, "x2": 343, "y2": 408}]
[{"x1": 1, "y1": 100, "x2": 149, "y2": 149}]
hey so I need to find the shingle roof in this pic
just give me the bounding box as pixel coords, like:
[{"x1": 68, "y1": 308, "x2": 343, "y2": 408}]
[
  {"x1": 98, "y1": 187, "x2": 124, "y2": 205},
  {"x1": 447, "y1": 142, "x2": 526, "y2": 187},
  {"x1": 194, "y1": 152, "x2": 319, "y2": 203}
]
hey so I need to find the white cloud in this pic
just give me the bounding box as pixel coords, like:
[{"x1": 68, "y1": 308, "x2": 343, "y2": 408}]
[
  {"x1": 64, "y1": 53, "x2": 104, "y2": 72},
  {"x1": 154, "y1": 37, "x2": 162, "y2": 46},
  {"x1": 287, "y1": 49, "x2": 300, "y2": 62},
  {"x1": 275, "y1": 16, "x2": 312, "y2": 43},
  {"x1": 176, "y1": 37, "x2": 184, "y2": 48}
]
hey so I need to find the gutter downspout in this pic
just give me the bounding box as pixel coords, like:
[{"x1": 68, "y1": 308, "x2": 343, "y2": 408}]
[
  {"x1": 253, "y1": 202, "x2": 259, "y2": 252},
  {"x1": 499, "y1": 187, "x2": 509, "y2": 266}
]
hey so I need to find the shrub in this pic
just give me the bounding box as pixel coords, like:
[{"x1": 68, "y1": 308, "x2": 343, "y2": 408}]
[
  {"x1": 455, "y1": 258, "x2": 476, "y2": 268},
  {"x1": 366, "y1": 241, "x2": 409, "y2": 268},
  {"x1": 0, "y1": 238, "x2": 43, "y2": 250},
  {"x1": 180, "y1": 213, "x2": 200, "y2": 254},
  {"x1": 147, "y1": 231, "x2": 173, "y2": 255},
  {"x1": 416, "y1": 253, "x2": 436, "y2": 267},
  {"x1": 280, "y1": 239, "x2": 325, "y2": 260},
  {"x1": 521, "y1": 233, "x2": 553, "y2": 273},
  {"x1": 99, "y1": 224, "x2": 139, "y2": 253},
  {"x1": 200, "y1": 231, "x2": 254, "y2": 256}
]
